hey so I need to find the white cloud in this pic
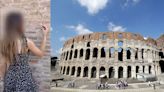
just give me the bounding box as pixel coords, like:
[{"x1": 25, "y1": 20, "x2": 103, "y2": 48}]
[
  {"x1": 66, "y1": 24, "x2": 93, "y2": 35},
  {"x1": 108, "y1": 22, "x2": 126, "y2": 32},
  {"x1": 144, "y1": 37, "x2": 148, "y2": 40},
  {"x1": 59, "y1": 37, "x2": 67, "y2": 42},
  {"x1": 55, "y1": 48, "x2": 63, "y2": 55},
  {"x1": 124, "y1": 0, "x2": 141, "y2": 7},
  {"x1": 77, "y1": 0, "x2": 109, "y2": 15}
]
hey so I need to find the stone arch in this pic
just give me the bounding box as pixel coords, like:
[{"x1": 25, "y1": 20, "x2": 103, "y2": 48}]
[
  {"x1": 126, "y1": 48, "x2": 131, "y2": 59},
  {"x1": 91, "y1": 67, "x2": 97, "y2": 78},
  {"x1": 74, "y1": 49, "x2": 78, "y2": 58},
  {"x1": 118, "y1": 66, "x2": 123, "y2": 78},
  {"x1": 71, "y1": 66, "x2": 75, "y2": 76},
  {"x1": 109, "y1": 67, "x2": 114, "y2": 78},
  {"x1": 118, "y1": 48, "x2": 123, "y2": 61},
  {"x1": 101, "y1": 47, "x2": 106, "y2": 57},
  {"x1": 127, "y1": 66, "x2": 131, "y2": 78},
  {"x1": 118, "y1": 33, "x2": 123, "y2": 38},
  {"x1": 66, "y1": 66, "x2": 70, "y2": 75},
  {"x1": 100, "y1": 66, "x2": 105, "y2": 76},
  {"x1": 80, "y1": 49, "x2": 83, "y2": 58},
  {"x1": 101, "y1": 34, "x2": 107, "y2": 40},
  {"x1": 85, "y1": 49, "x2": 90, "y2": 60},
  {"x1": 69, "y1": 50, "x2": 73, "y2": 60},
  {"x1": 87, "y1": 42, "x2": 90, "y2": 47},
  {"x1": 83, "y1": 67, "x2": 88, "y2": 77},
  {"x1": 93, "y1": 48, "x2": 98, "y2": 58},
  {"x1": 77, "y1": 67, "x2": 81, "y2": 77},
  {"x1": 71, "y1": 44, "x2": 74, "y2": 49},
  {"x1": 159, "y1": 60, "x2": 164, "y2": 73},
  {"x1": 63, "y1": 66, "x2": 66, "y2": 74}
]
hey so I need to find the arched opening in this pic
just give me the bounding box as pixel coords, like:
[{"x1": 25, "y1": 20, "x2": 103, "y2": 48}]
[
  {"x1": 149, "y1": 65, "x2": 152, "y2": 74},
  {"x1": 109, "y1": 47, "x2": 115, "y2": 58},
  {"x1": 159, "y1": 60, "x2": 164, "y2": 73},
  {"x1": 85, "y1": 49, "x2": 90, "y2": 60},
  {"x1": 100, "y1": 67, "x2": 105, "y2": 75},
  {"x1": 71, "y1": 44, "x2": 74, "y2": 49},
  {"x1": 136, "y1": 66, "x2": 139, "y2": 77},
  {"x1": 135, "y1": 48, "x2": 138, "y2": 60},
  {"x1": 66, "y1": 67, "x2": 70, "y2": 75},
  {"x1": 77, "y1": 67, "x2": 81, "y2": 77},
  {"x1": 71, "y1": 66, "x2": 75, "y2": 76},
  {"x1": 159, "y1": 52, "x2": 164, "y2": 58},
  {"x1": 118, "y1": 33, "x2": 123, "y2": 38},
  {"x1": 109, "y1": 67, "x2": 114, "y2": 78},
  {"x1": 101, "y1": 47, "x2": 106, "y2": 58},
  {"x1": 143, "y1": 66, "x2": 145, "y2": 73},
  {"x1": 63, "y1": 66, "x2": 66, "y2": 74},
  {"x1": 127, "y1": 66, "x2": 131, "y2": 78},
  {"x1": 93, "y1": 48, "x2": 98, "y2": 58},
  {"x1": 118, "y1": 67, "x2": 123, "y2": 78},
  {"x1": 118, "y1": 48, "x2": 123, "y2": 61},
  {"x1": 74, "y1": 49, "x2": 78, "y2": 58},
  {"x1": 69, "y1": 50, "x2": 73, "y2": 60},
  {"x1": 80, "y1": 49, "x2": 83, "y2": 58},
  {"x1": 87, "y1": 42, "x2": 90, "y2": 47},
  {"x1": 83, "y1": 67, "x2": 88, "y2": 77},
  {"x1": 118, "y1": 41, "x2": 123, "y2": 47},
  {"x1": 65, "y1": 51, "x2": 69, "y2": 60},
  {"x1": 126, "y1": 48, "x2": 131, "y2": 59},
  {"x1": 101, "y1": 34, "x2": 107, "y2": 40},
  {"x1": 60, "y1": 67, "x2": 63, "y2": 73},
  {"x1": 141, "y1": 49, "x2": 144, "y2": 59},
  {"x1": 91, "y1": 67, "x2": 97, "y2": 78}
]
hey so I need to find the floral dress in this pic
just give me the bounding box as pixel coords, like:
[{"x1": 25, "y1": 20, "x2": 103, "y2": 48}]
[{"x1": 3, "y1": 37, "x2": 38, "y2": 92}]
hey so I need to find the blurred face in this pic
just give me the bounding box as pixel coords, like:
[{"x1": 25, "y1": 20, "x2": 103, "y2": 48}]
[{"x1": 5, "y1": 12, "x2": 24, "y2": 38}]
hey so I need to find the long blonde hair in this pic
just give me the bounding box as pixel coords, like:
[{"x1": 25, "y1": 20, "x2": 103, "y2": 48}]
[{"x1": 0, "y1": 12, "x2": 24, "y2": 63}]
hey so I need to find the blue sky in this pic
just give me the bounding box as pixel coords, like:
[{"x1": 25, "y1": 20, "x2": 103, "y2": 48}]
[{"x1": 51, "y1": 0, "x2": 164, "y2": 56}]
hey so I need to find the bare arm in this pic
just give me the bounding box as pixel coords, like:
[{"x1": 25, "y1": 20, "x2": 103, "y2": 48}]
[
  {"x1": 0, "y1": 54, "x2": 7, "y2": 80},
  {"x1": 27, "y1": 25, "x2": 49, "y2": 58}
]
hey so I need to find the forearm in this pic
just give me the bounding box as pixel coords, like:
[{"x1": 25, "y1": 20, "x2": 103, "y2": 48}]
[{"x1": 40, "y1": 36, "x2": 47, "y2": 52}]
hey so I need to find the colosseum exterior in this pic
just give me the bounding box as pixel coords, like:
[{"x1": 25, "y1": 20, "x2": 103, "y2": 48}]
[{"x1": 59, "y1": 32, "x2": 164, "y2": 79}]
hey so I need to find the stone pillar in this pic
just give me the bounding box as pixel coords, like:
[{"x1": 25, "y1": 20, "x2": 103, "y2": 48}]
[
  {"x1": 106, "y1": 48, "x2": 109, "y2": 59},
  {"x1": 123, "y1": 66, "x2": 127, "y2": 78},
  {"x1": 96, "y1": 67, "x2": 99, "y2": 79},
  {"x1": 90, "y1": 49, "x2": 93, "y2": 60},
  {"x1": 72, "y1": 50, "x2": 75, "y2": 60},
  {"x1": 98, "y1": 48, "x2": 101, "y2": 59},
  {"x1": 132, "y1": 66, "x2": 136, "y2": 78},
  {"x1": 139, "y1": 66, "x2": 143, "y2": 73},
  {"x1": 114, "y1": 66, "x2": 118, "y2": 78},
  {"x1": 138, "y1": 49, "x2": 142, "y2": 62},
  {"x1": 69, "y1": 67, "x2": 72, "y2": 76},
  {"x1": 115, "y1": 49, "x2": 118, "y2": 62},
  {"x1": 131, "y1": 49, "x2": 135, "y2": 62},
  {"x1": 88, "y1": 67, "x2": 92, "y2": 78},
  {"x1": 74, "y1": 67, "x2": 77, "y2": 77},
  {"x1": 123, "y1": 48, "x2": 127, "y2": 62},
  {"x1": 105, "y1": 67, "x2": 109, "y2": 78},
  {"x1": 151, "y1": 65, "x2": 155, "y2": 75},
  {"x1": 83, "y1": 49, "x2": 86, "y2": 60},
  {"x1": 80, "y1": 67, "x2": 84, "y2": 78},
  {"x1": 67, "y1": 51, "x2": 70, "y2": 61},
  {"x1": 145, "y1": 65, "x2": 149, "y2": 74}
]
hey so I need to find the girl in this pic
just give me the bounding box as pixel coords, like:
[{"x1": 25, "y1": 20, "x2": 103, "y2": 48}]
[{"x1": 0, "y1": 11, "x2": 49, "y2": 92}]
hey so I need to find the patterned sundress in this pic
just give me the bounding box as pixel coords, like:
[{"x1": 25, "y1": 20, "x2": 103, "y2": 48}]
[{"x1": 3, "y1": 37, "x2": 38, "y2": 92}]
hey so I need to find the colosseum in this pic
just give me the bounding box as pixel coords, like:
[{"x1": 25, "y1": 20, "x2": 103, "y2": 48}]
[{"x1": 59, "y1": 32, "x2": 164, "y2": 80}]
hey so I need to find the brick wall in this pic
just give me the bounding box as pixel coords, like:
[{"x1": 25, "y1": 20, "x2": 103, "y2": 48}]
[{"x1": 0, "y1": 0, "x2": 50, "y2": 92}]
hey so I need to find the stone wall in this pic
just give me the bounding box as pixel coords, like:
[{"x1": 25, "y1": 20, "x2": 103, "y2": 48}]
[{"x1": 0, "y1": 0, "x2": 50, "y2": 92}]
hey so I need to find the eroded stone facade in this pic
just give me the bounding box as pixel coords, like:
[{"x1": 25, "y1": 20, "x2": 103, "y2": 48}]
[{"x1": 59, "y1": 32, "x2": 164, "y2": 79}]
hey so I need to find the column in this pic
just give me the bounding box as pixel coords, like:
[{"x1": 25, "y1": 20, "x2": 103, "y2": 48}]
[
  {"x1": 115, "y1": 48, "x2": 118, "y2": 62},
  {"x1": 131, "y1": 49, "x2": 135, "y2": 62},
  {"x1": 96, "y1": 67, "x2": 99, "y2": 79},
  {"x1": 69, "y1": 67, "x2": 72, "y2": 76},
  {"x1": 138, "y1": 49, "x2": 142, "y2": 62},
  {"x1": 90, "y1": 49, "x2": 93, "y2": 60},
  {"x1": 145, "y1": 65, "x2": 149, "y2": 74},
  {"x1": 83, "y1": 49, "x2": 86, "y2": 60},
  {"x1": 67, "y1": 51, "x2": 70, "y2": 61},
  {"x1": 139, "y1": 66, "x2": 143, "y2": 73},
  {"x1": 72, "y1": 50, "x2": 75, "y2": 60},
  {"x1": 123, "y1": 66, "x2": 127, "y2": 78},
  {"x1": 106, "y1": 48, "x2": 109, "y2": 59},
  {"x1": 114, "y1": 66, "x2": 118, "y2": 78},
  {"x1": 123, "y1": 48, "x2": 127, "y2": 61},
  {"x1": 80, "y1": 67, "x2": 84, "y2": 78},
  {"x1": 132, "y1": 66, "x2": 136, "y2": 78},
  {"x1": 98, "y1": 48, "x2": 101, "y2": 59},
  {"x1": 88, "y1": 67, "x2": 92, "y2": 79},
  {"x1": 105, "y1": 67, "x2": 109, "y2": 78},
  {"x1": 74, "y1": 67, "x2": 77, "y2": 77},
  {"x1": 151, "y1": 65, "x2": 155, "y2": 75}
]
